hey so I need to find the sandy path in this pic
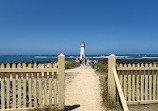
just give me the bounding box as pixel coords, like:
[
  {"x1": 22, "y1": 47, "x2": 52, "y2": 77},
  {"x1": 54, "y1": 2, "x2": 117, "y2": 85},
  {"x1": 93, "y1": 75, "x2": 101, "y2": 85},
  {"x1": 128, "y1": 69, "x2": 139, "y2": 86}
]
[{"x1": 65, "y1": 65, "x2": 105, "y2": 111}]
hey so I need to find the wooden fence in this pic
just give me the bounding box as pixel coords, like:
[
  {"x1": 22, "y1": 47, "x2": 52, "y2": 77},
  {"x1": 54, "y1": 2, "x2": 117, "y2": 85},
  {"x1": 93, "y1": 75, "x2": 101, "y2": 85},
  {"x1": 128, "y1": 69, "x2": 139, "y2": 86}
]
[
  {"x1": 108, "y1": 54, "x2": 158, "y2": 111},
  {"x1": 0, "y1": 53, "x2": 65, "y2": 111},
  {"x1": 117, "y1": 62, "x2": 158, "y2": 105}
]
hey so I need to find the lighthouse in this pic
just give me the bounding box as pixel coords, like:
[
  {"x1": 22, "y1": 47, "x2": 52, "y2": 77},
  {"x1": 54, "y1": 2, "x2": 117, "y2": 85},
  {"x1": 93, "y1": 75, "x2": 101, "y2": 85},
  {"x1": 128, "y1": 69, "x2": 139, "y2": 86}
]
[{"x1": 80, "y1": 41, "x2": 86, "y2": 60}]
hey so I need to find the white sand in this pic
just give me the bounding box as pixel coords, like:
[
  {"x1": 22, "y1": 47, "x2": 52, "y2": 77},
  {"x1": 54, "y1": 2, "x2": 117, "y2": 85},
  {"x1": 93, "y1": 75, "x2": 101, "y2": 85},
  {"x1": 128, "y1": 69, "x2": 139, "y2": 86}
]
[{"x1": 65, "y1": 65, "x2": 105, "y2": 111}]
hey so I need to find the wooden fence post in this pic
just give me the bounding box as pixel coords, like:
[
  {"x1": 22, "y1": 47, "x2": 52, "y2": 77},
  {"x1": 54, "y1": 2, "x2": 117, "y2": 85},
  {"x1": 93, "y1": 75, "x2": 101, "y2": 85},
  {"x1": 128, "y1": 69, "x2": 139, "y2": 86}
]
[
  {"x1": 108, "y1": 54, "x2": 116, "y2": 102},
  {"x1": 58, "y1": 53, "x2": 65, "y2": 110}
]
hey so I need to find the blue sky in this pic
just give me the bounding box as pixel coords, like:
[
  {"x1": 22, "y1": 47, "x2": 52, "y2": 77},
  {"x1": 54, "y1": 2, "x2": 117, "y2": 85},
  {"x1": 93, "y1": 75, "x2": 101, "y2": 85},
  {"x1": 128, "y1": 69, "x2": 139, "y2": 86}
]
[{"x1": 0, "y1": 0, "x2": 158, "y2": 55}]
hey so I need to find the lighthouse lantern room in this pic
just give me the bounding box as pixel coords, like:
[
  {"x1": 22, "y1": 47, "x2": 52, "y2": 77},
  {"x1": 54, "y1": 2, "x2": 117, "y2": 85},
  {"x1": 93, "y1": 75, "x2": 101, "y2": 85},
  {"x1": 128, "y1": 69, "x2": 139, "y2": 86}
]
[{"x1": 80, "y1": 41, "x2": 85, "y2": 60}]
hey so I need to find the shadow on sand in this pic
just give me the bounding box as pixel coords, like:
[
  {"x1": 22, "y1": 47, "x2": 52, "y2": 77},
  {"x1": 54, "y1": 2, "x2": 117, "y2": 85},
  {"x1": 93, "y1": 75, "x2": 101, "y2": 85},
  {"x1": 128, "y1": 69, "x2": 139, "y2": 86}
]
[{"x1": 65, "y1": 104, "x2": 80, "y2": 111}]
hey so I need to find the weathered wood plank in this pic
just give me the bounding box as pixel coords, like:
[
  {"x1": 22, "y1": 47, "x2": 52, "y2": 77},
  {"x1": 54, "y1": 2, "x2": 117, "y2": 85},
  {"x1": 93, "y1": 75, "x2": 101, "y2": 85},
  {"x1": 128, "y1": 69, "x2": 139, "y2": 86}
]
[
  {"x1": 23, "y1": 72, "x2": 26, "y2": 108},
  {"x1": 6, "y1": 72, "x2": 10, "y2": 109},
  {"x1": 149, "y1": 72, "x2": 152, "y2": 100},
  {"x1": 13, "y1": 72, "x2": 16, "y2": 108},
  {"x1": 28, "y1": 72, "x2": 32, "y2": 108},
  {"x1": 136, "y1": 74, "x2": 139, "y2": 101},
  {"x1": 39, "y1": 72, "x2": 43, "y2": 107},
  {"x1": 128, "y1": 73, "x2": 131, "y2": 101},
  {"x1": 34, "y1": 72, "x2": 37, "y2": 107},
  {"x1": 124, "y1": 73, "x2": 127, "y2": 101},
  {"x1": 132, "y1": 71, "x2": 135, "y2": 101},
  {"x1": 127, "y1": 64, "x2": 132, "y2": 102},
  {"x1": 113, "y1": 68, "x2": 129, "y2": 111},
  {"x1": 33, "y1": 63, "x2": 37, "y2": 107},
  {"x1": 108, "y1": 54, "x2": 116, "y2": 102},
  {"x1": 17, "y1": 63, "x2": 22, "y2": 108},
  {"x1": 6, "y1": 64, "x2": 10, "y2": 109},
  {"x1": 153, "y1": 73, "x2": 156, "y2": 100},
  {"x1": 18, "y1": 73, "x2": 22, "y2": 108},
  {"x1": 1, "y1": 71, "x2": 5, "y2": 109},
  {"x1": 22, "y1": 63, "x2": 27, "y2": 108},
  {"x1": 141, "y1": 71, "x2": 144, "y2": 100},
  {"x1": 119, "y1": 73, "x2": 123, "y2": 87},
  {"x1": 58, "y1": 54, "x2": 65, "y2": 110},
  {"x1": 49, "y1": 72, "x2": 52, "y2": 105},
  {"x1": 44, "y1": 72, "x2": 47, "y2": 105},
  {"x1": 145, "y1": 71, "x2": 148, "y2": 100},
  {"x1": 28, "y1": 64, "x2": 32, "y2": 108},
  {"x1": 157, "y1": 71, "x2": 158, "y2": 100},
  {"x1": 117, "y1": 67, "x2": 158, "y2": 71},
  {"x1": 54, "y1": 72, "x2": 57, "y2": 105},
  {"x1": 0, "y1": 68, "x2": 58, "y2": 73},
  {"x1": 48, "y1": 64, "x2": 52, "y2": 105},
  {"x1": 136, "y1": 64, "x2": 140, "y2": 101}
]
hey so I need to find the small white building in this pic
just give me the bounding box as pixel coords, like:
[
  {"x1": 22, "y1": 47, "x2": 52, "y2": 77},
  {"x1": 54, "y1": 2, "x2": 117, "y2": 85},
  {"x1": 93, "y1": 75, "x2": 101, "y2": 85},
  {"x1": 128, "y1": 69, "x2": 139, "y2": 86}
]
[{"x1": 80, "y1": 41, "x2": 85, "y2": 60}]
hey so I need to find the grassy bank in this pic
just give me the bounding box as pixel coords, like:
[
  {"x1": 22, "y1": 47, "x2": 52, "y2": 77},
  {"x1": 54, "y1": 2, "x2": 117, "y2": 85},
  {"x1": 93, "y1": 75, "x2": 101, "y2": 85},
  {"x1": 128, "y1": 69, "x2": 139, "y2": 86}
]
[
  {"x1": 65, "y1": 60, "x2": 80, "y2": 69},
  {"x1": 33, "y1": 105, "x2": 60, "y2": 111},
  {"x1": 95, "y1": 62, "x2": 108, "y2": 73},
  {"x1": 96, "y1": 62, "x2": 122, "y2": 111}
]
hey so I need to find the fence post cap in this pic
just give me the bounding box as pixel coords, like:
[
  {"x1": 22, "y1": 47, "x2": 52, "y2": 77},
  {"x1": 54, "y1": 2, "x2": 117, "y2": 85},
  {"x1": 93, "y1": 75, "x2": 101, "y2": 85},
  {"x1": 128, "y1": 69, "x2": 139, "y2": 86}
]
[
  {"x1": 58, "y1": 53, "x2": 65, "y2": 57},
  {"x1": 110, "y1": 54, "x2": 115, "y2": 56}
]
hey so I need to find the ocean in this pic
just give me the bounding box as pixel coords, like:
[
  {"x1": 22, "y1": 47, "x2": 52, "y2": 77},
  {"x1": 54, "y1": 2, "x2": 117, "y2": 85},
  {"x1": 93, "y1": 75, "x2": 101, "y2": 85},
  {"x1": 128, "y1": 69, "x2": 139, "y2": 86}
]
[{"x1": 0, "y1": 54, "x2": 158, "y2": 64}]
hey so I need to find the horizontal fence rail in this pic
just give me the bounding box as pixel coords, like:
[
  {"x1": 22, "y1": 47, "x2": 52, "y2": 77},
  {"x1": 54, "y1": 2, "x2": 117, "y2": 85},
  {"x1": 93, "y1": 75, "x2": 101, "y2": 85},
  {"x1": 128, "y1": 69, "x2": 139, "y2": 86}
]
[
  {"x1": 0, "y1": 69, "x2": 58, "y2": 72},
  {"x1": 0, "y1": 53, "x2": 65, "y2": 111}
]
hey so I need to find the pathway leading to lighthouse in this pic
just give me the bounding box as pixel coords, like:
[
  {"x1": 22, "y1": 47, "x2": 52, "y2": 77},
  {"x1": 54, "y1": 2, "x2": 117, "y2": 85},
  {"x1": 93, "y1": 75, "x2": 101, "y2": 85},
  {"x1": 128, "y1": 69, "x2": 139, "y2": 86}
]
[{"x1": 65, "y1": 65, "x2": 105, "y2": 111}]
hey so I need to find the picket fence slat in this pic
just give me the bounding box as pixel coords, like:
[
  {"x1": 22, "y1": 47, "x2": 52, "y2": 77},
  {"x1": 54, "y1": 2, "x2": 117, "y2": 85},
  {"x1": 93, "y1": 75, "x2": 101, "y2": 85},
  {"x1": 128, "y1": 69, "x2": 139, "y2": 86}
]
[
  {"x1": 39, "y1": 72, "x2": 43, "y2": 107},
  {"x1": 49, "y1": 72, "x2": 52, "y2": 105},
  {"x1": 18, "y1": 72, "x2": 22, "y2": 108},
  {"x1": 145, "y1": 71, "x2": 148, "y2": 100},
  {"x1": 34, "y1": 72, "x2": 37, "y2": 107},
  {"x1": 28, "y1": 72, "x2": 32, "y2": 108},
  {"x1": 124, "y1": 74, "x2": 127, "y2": 100},
  {"x1": 132, "y1": 72, "x2": 135, "y2": 101},
  {"x1": 120, "y1": 73, "x2": 123, "y2": 87},
  {"x1": 157, "y1": 71, "x2": 158, "y2": 100},
  {"x1": 44, "y1": 72, "x2": 47, "y2": 105},
  {"x1": 6, "y1": 72, "x2": 10, "y2": 109},
  {"x1": 153, "y1": 74, "x2": 156, "y2": 100},
  {"x1": 54, "y1": 72, "x2": 57, "y2": 105},
  {"x1": 136, "y1": 74, "x2": 139, "y2": 101},
  {"x1": 1, "y1": 72, "x2": 5, "y2": 109},
  {"x1": 17, "y1": 63, "x2": 22, "y2": 108},
  {"x1": 141, "y1": 74, "x2": 144, "y2": 101},
  {"x1": 149, "y1": 74, "x2": 152, "y2": 100},
  {"x1": 128, "y1": 73, "x2": 131, "y2": 101},
  {"x1": 23, "y1": 72, "x2": 27, "y2": 108},
  {"x1": 6, "y1": 64, "x2": 10, "y2": 109},
  {"x1": 48, "y1": 63, "x2": 52, "y2": 105}
]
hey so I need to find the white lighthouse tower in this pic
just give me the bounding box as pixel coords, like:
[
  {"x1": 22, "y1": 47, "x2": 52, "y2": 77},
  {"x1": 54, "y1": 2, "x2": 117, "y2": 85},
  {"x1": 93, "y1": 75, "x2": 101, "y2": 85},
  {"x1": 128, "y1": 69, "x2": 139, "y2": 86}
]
[{"x1": 80, "y1": 41, "x2": 86, "y2": 60}]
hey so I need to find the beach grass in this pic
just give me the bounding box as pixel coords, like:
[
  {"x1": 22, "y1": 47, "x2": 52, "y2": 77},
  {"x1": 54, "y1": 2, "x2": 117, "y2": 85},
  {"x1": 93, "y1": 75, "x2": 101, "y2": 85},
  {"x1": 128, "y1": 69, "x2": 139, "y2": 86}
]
[
  {"x1": 95, "y1": 62, "x2": 108, "y2": 73},
  {"x1": 65, "y1": 60, "x2": 80, "y2": 69},
  {"x1": 33, "y1": 104, "x2": 64, "y2": 111},
  {"x1": 96, "y1": 62, "x2": 123, "y2": 111}
]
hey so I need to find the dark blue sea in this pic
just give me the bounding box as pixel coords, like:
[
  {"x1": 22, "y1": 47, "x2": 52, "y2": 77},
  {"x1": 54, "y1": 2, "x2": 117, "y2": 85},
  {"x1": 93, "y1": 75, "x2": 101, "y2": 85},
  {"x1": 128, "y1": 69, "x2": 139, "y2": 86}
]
[{"x1": 0, "y1": 54, "x2": 158, "y2": 64}]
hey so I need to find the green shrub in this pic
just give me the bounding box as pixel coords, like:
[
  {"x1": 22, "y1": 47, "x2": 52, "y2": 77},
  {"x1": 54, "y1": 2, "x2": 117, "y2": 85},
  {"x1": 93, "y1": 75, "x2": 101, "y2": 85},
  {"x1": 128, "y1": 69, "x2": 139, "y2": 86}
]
[
  {"x1": 65, "y1": 60, "x2": 80, "y2": 69},
  {"x1": 96, "y1": 63, "x2": 108, "y2": 73}
]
